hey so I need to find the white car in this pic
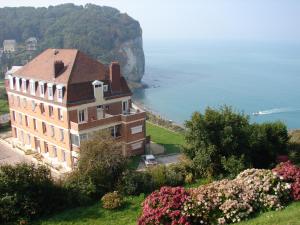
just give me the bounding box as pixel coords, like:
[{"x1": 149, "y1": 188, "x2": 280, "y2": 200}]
[{"x1": 142, "y1": 154, "x2": 158, "y2": 167}]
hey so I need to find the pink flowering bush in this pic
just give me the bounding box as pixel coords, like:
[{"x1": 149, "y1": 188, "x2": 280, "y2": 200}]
[
  {"x1": 273, "y1": 161, "x2": 300, "y2": 200},
  {"x1": 183, "y1": 169, "x2": 290, "y2": 224},
  {"x1": 139, "y1": 169, "x2": 291, "y2": 225},
  {"x1": 138, "y1": 186, "x2": 190, "y2": 225}
]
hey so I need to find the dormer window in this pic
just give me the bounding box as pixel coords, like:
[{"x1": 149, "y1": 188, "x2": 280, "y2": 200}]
[
  {"x1": 15, "y1": 77, "x2": 20, "y2": 91},
  {"x1": 92, "y1": 80, "x2": 103, "y2": 101},
  {"x1": 30, "y1": 80, "x2": 36, "y2": 95},
  {"x1": 8, "y1": 75, "x2": 14, "y2": 90},
  {"x1": 22, "y1": 79, "x2": 27, "y2": 93},
  {"x1": 47, "y1": 83, "x2": 54, "y2": 100},
  {"x1": 56, "y1": 84, "x2": 64, "y2": 103},
  {"x1": 39, "y1": 81, "x2": 45, "y2": 98}
]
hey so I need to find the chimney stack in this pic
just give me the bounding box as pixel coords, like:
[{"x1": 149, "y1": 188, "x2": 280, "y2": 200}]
[
  {"x1": 109, "y1": 62, "x2": 121, "y2": 92},
  {"x1": 54, "y1": 60, "x2": 64, "y2": 77}
]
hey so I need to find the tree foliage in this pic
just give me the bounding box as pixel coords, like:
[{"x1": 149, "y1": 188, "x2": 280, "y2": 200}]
[
  {"x1": 183, "y1": 106, "x2": 289, "y2": 177},
  {"x1": 65, "y1": 131, "x2": 127, "y2": 199}
]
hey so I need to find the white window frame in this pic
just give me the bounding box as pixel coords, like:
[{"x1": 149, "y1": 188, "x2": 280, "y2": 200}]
[
  {"x1": 58, "y1": 108, "x2": 63, "y2": 121},
  {"x1": 30, "y1": 80, "x2": 36, "y2": 95},
  {"x1": 9, "y1": 75, "x2": 14, "y2": 90},
  {"x1": 50, "y1": 125, "x2": 55, "y2": 137},
  {"x1": 39, "y1": 81, "x2": 45, "y2": 98},
  {"x1": 122, "y1": 100, "x2": 129, "y2": 114},
  {"x1": 56, "y1": 84, "x2": 64, "y2": 103},
  {"x1": 22, "y1": 78, "x2": 27, "y2": 93},
  {"x1": 131, "y1": 125, "x2": 143, "y2": 134},
  {"x1": 47, "y1": 83, "x2": 54, "y2": 100},
  {"x1": 78, "y1": 109, "x2": 87, "y2": 123},
  {"x1": 15, "y1": 77, "x2": 20, "y2": 91}
]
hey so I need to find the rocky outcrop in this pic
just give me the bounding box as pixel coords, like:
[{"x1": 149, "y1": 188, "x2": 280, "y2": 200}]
[{"x1": 112, "y1": 37, "x2": 145, "y2": 83}]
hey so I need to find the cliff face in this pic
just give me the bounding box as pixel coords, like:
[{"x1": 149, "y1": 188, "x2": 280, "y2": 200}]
[
  {"x1": 113, "y1": 37, "x2": 145, "y2": 83},
  {"x1": 0, "y1": 4, "x2": 145, "y2": 83}
]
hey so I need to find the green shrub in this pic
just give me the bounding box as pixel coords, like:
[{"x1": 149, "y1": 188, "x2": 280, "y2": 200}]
[
  {"x1": 101, "y1": 191, "x2": 123, "y2": 209},
  {"x1": 0, "y1": 163, "x2": 73, "y2": 224},
  {"x1": 221, "y1": 155, "x2": 246, "y2": 179},
  {"x1": 147, "y1": 165, "x2": 168, "y2": 189},
  {"x1": 117, "y1": 170, "x2": 154, "y2": 195}
]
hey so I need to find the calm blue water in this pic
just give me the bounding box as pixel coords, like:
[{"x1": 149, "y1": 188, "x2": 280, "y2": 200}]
[{"x1": 133, "y1": 40, "x2": 300, "y2": 129}]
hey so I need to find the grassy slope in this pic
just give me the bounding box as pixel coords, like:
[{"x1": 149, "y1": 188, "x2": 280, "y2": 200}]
[
  {"x1": 237, "y1": 201, "x2": 300, "y2": 225},
  {"x1": 36, "y1": 195, "x2": 144, "y2": 225},
  {"x1": 146, "y1": 122, "x2": 185, "y2": 154}
]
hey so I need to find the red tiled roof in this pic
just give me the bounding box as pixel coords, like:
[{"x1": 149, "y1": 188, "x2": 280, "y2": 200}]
[{"x1": 13, "y1": 49, "x2": 107, "y2": 84}]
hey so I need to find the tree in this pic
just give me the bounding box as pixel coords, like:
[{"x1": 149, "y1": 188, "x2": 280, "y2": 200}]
[
  {"x1": 183, "y1": 106, "x2": 289, "y2": 177},
  {"x1": 65, "y1": 131, "x2": 127, "y2": 198}
]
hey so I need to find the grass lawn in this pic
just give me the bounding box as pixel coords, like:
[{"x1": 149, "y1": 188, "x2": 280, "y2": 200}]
[
  {"x1": 146, "y1": 122, "x2": 185, "y2": 154},
  {"x1": 36, "y1": 195, "x2": 145, "y2": 225},
  {"x1": 237, "y1": 201, "x2": 300, "y2": 225},
  {"x1": 36, "y1": 195, "x2": 300, "y2": 225}
]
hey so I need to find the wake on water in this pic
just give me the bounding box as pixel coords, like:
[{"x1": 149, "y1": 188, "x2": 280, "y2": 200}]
[{"x1": 252, "y1": 108, "x2": 300, "y2": 116}]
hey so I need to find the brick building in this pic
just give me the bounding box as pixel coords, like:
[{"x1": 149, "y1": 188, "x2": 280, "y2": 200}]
[{"x1": 5, "y1": 49, "x2": 146, "y2": 170}]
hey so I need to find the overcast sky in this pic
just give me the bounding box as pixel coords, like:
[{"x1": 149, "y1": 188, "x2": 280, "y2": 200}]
[{"x1": 1, "y1": 0, "x2": 300, "y2": 41}]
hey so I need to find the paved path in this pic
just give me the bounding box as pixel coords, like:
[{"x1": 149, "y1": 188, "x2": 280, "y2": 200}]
[
  {"x1": 0, "y1": 141, "x2": 31, "y2": 165},
  {"x1": 137, "y1": 154, "x2": 182, "y2": 171}
]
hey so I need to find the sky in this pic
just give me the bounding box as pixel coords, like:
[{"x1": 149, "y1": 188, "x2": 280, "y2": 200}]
[{"x1": 0, "y1": 0, "x2": 300, "y2": 41}]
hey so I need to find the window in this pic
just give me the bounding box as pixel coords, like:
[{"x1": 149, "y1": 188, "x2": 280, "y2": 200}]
[
  {"x1": 22, "y1": 79, "x2": 27, "y2": 93},
  {"x1": 31, "y1": 100, "x2": 37, "y2": 112},
  {"x1": 30, "y1": 80, "x2": 36, "y2": 95},
  {"x1": 39, "y1": 82, "x2": 45, "y2": 97},
  {"x1": 40, "y1": 103, "x2": 45, "y2": 114},
  {"x1": 47, "y1": 84, "x2": 54, "y2": 100},
  {"x1": 60, "y1": 129, "x2": 64, "y2": 141},
  {"x1": 18, "y1": 113, "x2": 22, "y2": 125},
  {"x1": 103, "y1": 85, "x2": 108, "y2": 92},
  {"x1": 49, "y1": 106, "x2": 54, "y2": 117},
  {"x1": 9, "y1": 76, "x2": 14, "y2": 89},
  {"x1": 131, "y1": 125, "x2": 143, "y2": 134},
  {"x1": 122, "y1": 100, "x2": 129, "y2": 114},
  {"x1": 12, "y1": 111, "x2": 15, "y2": 121},
  {"x1": 42, "y1": 122, "x2": 47, "y2": 134},
  {"x1": 53, "y1": 146, "x2": 57, "y2": 158},
  {"x1": 33, "y1": 119, "x2": 37, "y2": 130},
  {"x1": 110, "y1": 126, "x2": 121, "y2": 138},
  {"x1": 50, "y1": 125, "x2": 55, "y2": 137},
  {"x1": 62, "y1": 150, "x2": 66, "y2": 162},
  {"x1": 23, "y1": 98, "x2": 27, "y2": 108},
  {"x1": 71, "y1": 134, "x2": 79, "y2": 146},
  {"x1": 27, "y1": 134, "x2": 31, "y2": 146},
  {"x1": 57, "y1": 85, "x2": 64, "y2": 102},
  {"x1": 44, "y1": 142, "x2": 49, "y2": 153},
  {"x1": 58, "y1": 108, "x2": 63, "y2": 121},
  {"x1": 25, "y1": 115, "x2": 28, "y2": 127},
  {"x1": 78, "y1": 109, "x2": 87, "y2": 123},
  {"x1": 16, "y1": 77, "x2": 20, "y2": 91},
  {"x1": 80, "y1": 134, "x2": 88, "y2": 143}
]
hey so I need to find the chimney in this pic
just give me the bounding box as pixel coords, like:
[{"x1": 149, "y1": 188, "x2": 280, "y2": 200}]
[
  {"x1": 109, "y1": 62, "x2": 121, "y2": 92},
  {"x1": 54, "y1": 60, "x2": 64, "y2": 77}
]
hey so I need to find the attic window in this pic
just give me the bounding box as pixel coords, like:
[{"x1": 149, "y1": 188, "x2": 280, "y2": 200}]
[
  {"x1": 56, "y1": 84, "x2": 64, "y2": 103},
  {"x1": 47, "y1": 83, "x2": 54, "y2": 100},
  {"x1": 22, "y1": 79, "x2": 27, "y2": 93},
  {"x1": 30, "y1": 80, "x2": 36, "y2": 95}
]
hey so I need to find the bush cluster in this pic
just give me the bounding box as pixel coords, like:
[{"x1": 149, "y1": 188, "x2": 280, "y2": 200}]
[
  {"x1": 138, "y1": 187, "x2": 190, "y2": 225},
  {"x1": 139, "y1": 168, "x2": 292, "y2": 225},
  {"x1": 183, "y1": 106, "x2": 289, "y2": 177},
  {"x1": 101, "y1": 191, "x2": 123, "y2": 209},
  {"x1": 118, "y1": 160, "x2": 194, "y2": 196},
  {"x1": 273, "y1": 161, "x2": 300, "y2": 200},
  {"x1": 0, "y1": 163, "x2": 78, "y2": 224}
]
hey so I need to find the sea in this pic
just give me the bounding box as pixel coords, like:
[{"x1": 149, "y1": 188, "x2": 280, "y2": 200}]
[{"x1": 133, "y1": 39, "x2": 300, "y2": 129}]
